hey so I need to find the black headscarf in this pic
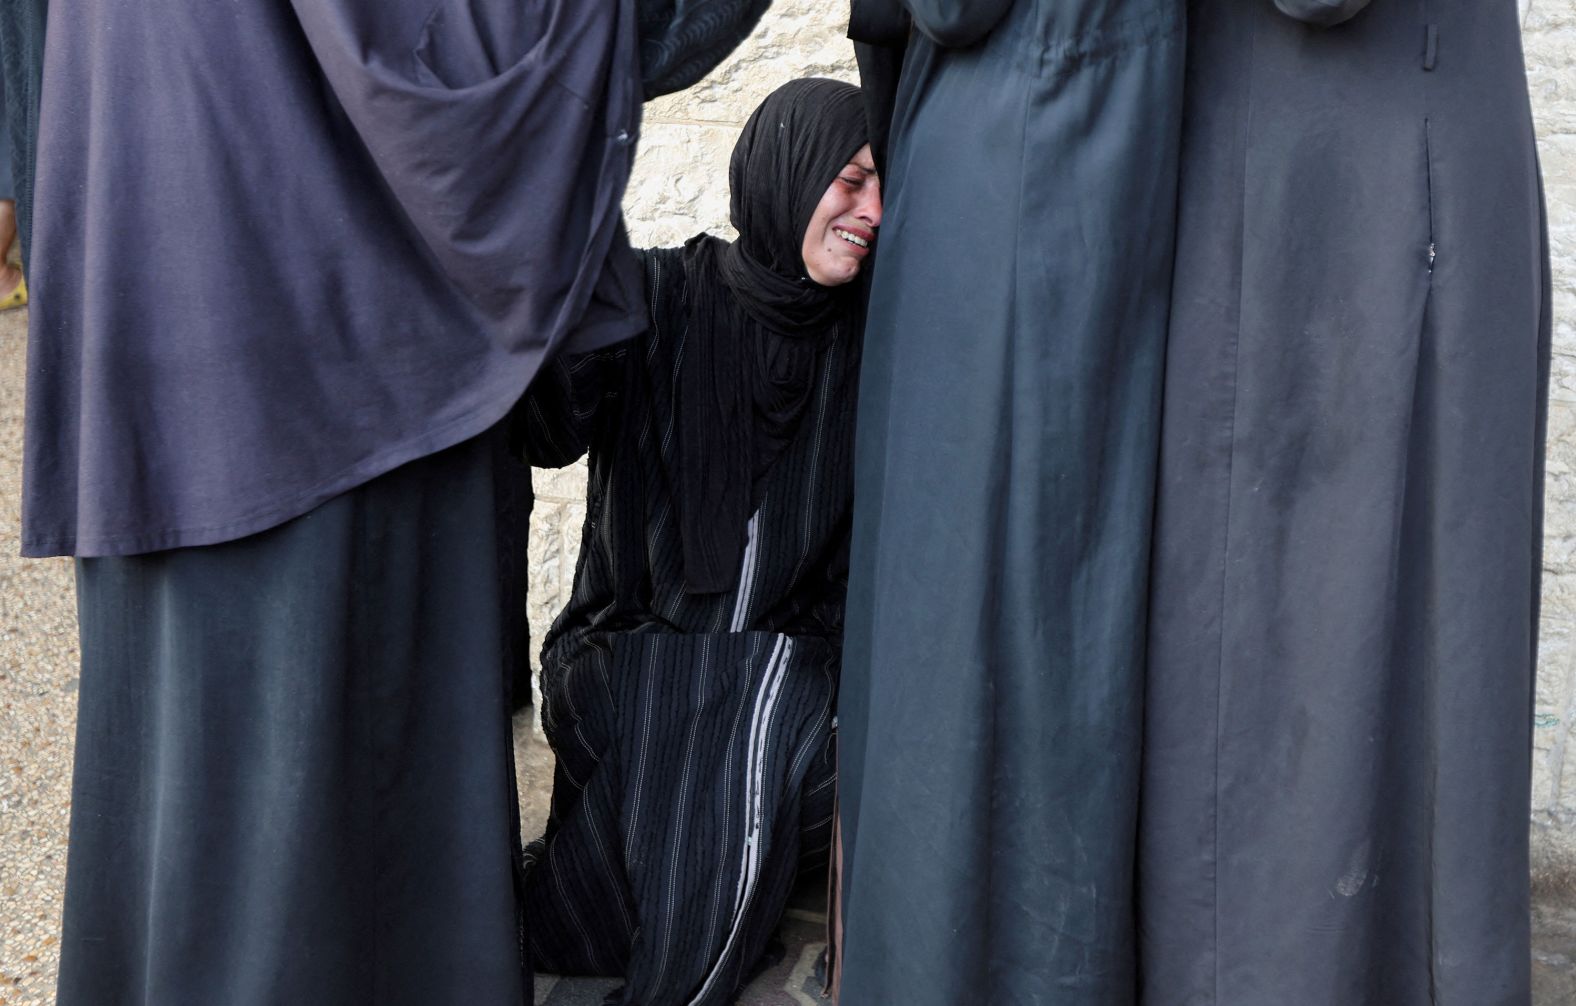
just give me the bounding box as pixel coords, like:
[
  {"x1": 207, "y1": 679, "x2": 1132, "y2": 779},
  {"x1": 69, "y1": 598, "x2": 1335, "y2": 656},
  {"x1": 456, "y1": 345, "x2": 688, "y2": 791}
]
[{"x1": 677, "y1": 77, "x2": 869, "y2": 593}]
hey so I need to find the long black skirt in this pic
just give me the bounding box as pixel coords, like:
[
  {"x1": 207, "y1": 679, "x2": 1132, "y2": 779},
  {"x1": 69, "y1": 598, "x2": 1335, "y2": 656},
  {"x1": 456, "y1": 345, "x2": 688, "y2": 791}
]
[{"x1": 57, "y1": 430, "x2": 532, "y2": 1005}]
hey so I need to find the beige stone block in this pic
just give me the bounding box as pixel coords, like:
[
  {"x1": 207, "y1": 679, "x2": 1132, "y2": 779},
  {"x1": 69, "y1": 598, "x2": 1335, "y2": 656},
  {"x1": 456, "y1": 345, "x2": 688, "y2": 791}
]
[
  {"x1": 1536, "y1": 742, "x2": 1557, "y2": 816},
  {"x1": 526, "y1": 479, "x2": 589, "y2": 625},
  {"x1": 1531, "y1": 816, "x2": 1576, "y2": 890},
  {"x1": 1547, "y1": 288, "x2": 1576, "y2": 403},
  {"x1": 1543, "y1": 405, "x2": 1576, "y2": 602},
  {"x1": 528, "y1": 500, "x2": 565, "y2": 572},
  {"x1": 625, "y1": 122, "x2": 740, "y2": 248},
  {"x1": 1525, "y1": 16, "x2": 1576, "y2": 139},
  {"x1": 1548, "y1": 760, "x2": 1576, "y2": 824},
  {"x1": 1541, "y1": 151, "x2": 1576, "y2": 420},
  {"x1": 532, "y1": 461, "x2": 589, "y2": 505},
  {"x1": 1542, "y1": 571, "x2": 1576, "y2": 627},
  {"x1": 1535, "y1": 609, "x2": 1571, "y2": 817},
  {"x1": 1537, "y1": 619, "x2": 1575, "y2": 764},
  {"x1": 1537, "y1": 134, "x2": 1576, "y2": 258},
  {"x1": 1523, "y1": 0, "x2": 1576, "y2": 30},
  {"x1": 528, "y1": 499, "x2": 568, "y2": 644}
]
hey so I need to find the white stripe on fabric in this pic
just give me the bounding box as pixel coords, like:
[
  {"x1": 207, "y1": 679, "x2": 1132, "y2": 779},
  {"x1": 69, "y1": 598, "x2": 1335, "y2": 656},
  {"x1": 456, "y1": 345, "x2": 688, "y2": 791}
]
[
  {"x1": 701, "y1": 633, "x2": 762, "y2": 970},
  {"x1": 686, "y1": 634, "x2": 794, "y2": 1006},
  {"x1": 730, "y1": 511, "x2": 762, "y2": 633}
]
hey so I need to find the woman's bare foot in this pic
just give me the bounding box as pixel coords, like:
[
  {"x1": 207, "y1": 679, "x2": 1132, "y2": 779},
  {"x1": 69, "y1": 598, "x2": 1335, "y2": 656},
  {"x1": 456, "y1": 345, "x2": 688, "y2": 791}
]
[{"x1": 0, "y1": 263, "x2": 20, "y2": 299}]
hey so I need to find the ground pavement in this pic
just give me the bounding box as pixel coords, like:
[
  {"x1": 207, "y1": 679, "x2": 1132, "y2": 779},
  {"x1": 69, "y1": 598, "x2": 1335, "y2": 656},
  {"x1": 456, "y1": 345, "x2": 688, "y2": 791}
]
[{"x1": 0, "y1": 307, "x2": 1570, "y2": 1003}]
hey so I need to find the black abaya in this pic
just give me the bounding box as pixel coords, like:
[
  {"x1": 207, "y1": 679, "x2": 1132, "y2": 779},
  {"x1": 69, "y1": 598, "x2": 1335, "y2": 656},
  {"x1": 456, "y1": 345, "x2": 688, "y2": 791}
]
[
  {"x1": 835, "y1": 1, "x2": 1185, "y2": 1002},
  {"x1": 518, "y1": 248, "x2": 860, "y2": 1005},
  {"x1": 1141, "y1": 2, "x2": 1548, "y2": 1003},
  {"x1": 61, "y1": 431, "x2": 531, "y2": 1006},
  {"x1": 518, "y1": 78, "x2": 872, "y2": 1006}
]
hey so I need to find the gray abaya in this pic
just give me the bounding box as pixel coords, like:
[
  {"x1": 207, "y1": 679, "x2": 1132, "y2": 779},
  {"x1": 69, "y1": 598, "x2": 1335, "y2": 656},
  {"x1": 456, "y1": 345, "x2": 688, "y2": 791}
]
[
  {"x1": 1141, "y1": 1, "x2": 1548, "y2": 1003},
  {"x1": 62, "y1": 431, "x2": 533, "y2": 1006},
  {"x1": 835, "y1": 2, "x2": 1184, "y2": 1002}
]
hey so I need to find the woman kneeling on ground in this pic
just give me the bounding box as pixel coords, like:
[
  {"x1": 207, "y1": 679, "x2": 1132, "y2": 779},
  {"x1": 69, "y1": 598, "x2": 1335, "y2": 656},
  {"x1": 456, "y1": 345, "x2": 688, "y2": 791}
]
[{"x1": 516, "y1": 77, "x2": 881, "y2": 1006}]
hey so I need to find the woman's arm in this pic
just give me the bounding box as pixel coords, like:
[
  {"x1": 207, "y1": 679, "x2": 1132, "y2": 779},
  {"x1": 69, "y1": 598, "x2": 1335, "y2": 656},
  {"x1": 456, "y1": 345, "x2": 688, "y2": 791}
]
[
  {"x1": 903, "y1": 0, "x2": 1015, "y2": 47},
  {"x1": 511, "y1": 344, "x2": 632, "y2": 469},
  {"x1": 1272, "y1": 0, "x2": 1371, "y2": 27}
]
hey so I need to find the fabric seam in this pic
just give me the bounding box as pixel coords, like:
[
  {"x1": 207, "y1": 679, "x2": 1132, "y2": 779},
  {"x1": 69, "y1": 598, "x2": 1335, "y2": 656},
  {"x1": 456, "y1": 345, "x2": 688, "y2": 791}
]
[{"x1": 1213, "y1": 19, "x2": 1258, "y2": 1004}]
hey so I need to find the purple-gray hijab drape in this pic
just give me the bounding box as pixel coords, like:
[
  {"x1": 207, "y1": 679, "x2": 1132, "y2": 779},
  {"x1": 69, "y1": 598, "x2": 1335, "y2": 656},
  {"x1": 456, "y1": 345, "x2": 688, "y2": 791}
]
[{"x1": 23, "y1": 0, "x2": 643, "y2": 557}]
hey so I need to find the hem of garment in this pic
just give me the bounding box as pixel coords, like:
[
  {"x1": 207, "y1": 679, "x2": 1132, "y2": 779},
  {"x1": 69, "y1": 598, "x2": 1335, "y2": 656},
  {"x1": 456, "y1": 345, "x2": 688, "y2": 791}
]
[
  {"x1": 562, "y1": 300, "x2": 647, "y2": 356},
  {"x1": 20, "y1": 310, "x2": 646, "y2": 559}
]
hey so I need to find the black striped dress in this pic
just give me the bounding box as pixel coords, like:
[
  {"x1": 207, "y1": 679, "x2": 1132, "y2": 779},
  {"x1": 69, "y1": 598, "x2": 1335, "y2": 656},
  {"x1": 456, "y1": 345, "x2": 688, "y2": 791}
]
[{"x1": 517, "y1": 247, "x2": 858, "y2": 1005}]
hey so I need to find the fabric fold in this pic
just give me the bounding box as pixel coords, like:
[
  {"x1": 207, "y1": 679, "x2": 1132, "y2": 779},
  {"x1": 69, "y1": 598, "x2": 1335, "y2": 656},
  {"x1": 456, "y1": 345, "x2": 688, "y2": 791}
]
[
  {"x1": 22, "y1": 0, "x2": 644, "y2": 557},
  {"x1": 289, "y1": 0, "x2": 643, "y2": 353}
]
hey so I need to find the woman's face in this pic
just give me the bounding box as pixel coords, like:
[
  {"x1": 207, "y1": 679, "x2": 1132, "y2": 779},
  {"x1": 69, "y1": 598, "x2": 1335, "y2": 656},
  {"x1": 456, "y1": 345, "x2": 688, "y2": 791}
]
[{"x1": 800, "y1": 144, "x2": 882, "y2": 287}]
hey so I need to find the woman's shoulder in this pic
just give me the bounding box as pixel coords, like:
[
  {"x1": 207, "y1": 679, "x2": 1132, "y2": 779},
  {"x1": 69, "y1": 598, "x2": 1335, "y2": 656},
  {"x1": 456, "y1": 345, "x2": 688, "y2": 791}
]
[
  {"x1": 637, "y1": 234, "x2": 724, "y2": 291},
  {"x1": 637, "y1": 233, "x2": 731, "y2": 322}
]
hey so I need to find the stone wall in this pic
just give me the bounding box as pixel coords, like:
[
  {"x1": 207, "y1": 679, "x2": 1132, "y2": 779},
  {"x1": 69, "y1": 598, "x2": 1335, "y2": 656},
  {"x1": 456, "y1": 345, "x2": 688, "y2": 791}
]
[{"x1": 529, "y1": 2, "x2": 1576, "y2": 878}]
